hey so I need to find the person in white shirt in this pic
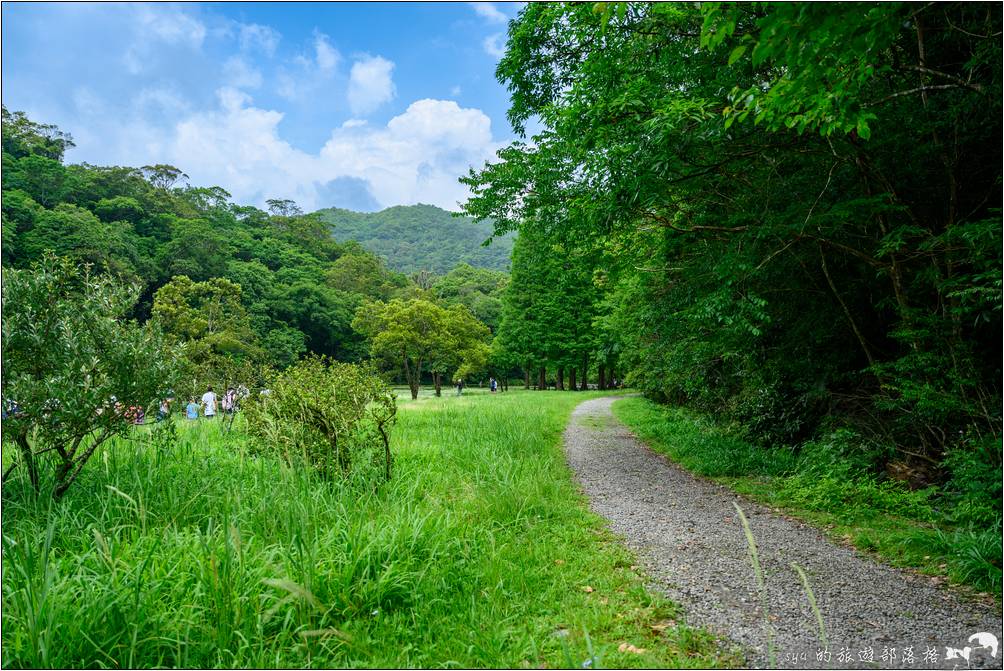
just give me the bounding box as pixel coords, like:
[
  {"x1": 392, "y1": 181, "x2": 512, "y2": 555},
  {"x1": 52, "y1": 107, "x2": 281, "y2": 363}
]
[{"x1": 201, "y1": 386, "x2": 218, "y2": 418}]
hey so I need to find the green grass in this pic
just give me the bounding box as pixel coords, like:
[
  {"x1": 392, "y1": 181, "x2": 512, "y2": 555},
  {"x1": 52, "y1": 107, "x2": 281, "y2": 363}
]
[
  {"x1": 2, "y1": 389, "x2": 735, "y2": 668},
  {"x1": 612, "y1": 397, "x2": 1003, "y2": 599}
]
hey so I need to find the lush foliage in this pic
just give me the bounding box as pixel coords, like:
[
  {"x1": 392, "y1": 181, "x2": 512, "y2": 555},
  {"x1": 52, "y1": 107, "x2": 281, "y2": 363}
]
[
  {"x1": 1, "y1": 106, "x2": 504, "y2": 388},
  {"x1": 244, "y1": 358, "x2": 396, "y2": 481},
  {"x1": 614, "y1": 397, "x2": 1002, "y2": 596},
  {"x1": 1, "y1": 255, "x2": 177, "y2": 498},
  {"x1": 462, "y1": 3, "x2": 1001, "y2": 482},
  {"x1": 1, "y1": 391, "x2": 732, "y2": 668},
  {"x1": 352, "y1": 298, "x2": 491, "y2": 399},
  {"x1": 319, "y1": 203, "x2": 514, "y2": 274}
]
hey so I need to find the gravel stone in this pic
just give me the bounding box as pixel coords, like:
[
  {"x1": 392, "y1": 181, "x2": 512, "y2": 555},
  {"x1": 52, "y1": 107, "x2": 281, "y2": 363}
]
[{"x1": 564, "y1": 397, "x2": 1002, "y2": 669}]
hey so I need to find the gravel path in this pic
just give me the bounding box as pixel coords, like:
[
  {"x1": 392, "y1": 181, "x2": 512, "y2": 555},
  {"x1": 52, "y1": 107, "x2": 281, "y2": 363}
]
[{"x1": 564, "y1": 397, "x2": 1002, "y2": 669}]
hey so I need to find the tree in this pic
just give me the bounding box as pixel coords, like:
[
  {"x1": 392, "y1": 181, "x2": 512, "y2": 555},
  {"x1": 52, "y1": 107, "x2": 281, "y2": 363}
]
[
  {"x1": 462, "y1": 2, "x2": 1001, "y2": 464},
  {"x1": 352, "y1": 298, "x2": 491, "y2": 399},
  {"x1": 140, "y1": 164, "x2": 188, "y2": 190},
  {"x1": 2, "y1": 105, "x2": 75, "y2": 161},
  {"x1": 1, "y1": 255, "x2": 177, "y2": 498},
  {"x1": 266, "y1": 198, "x2": 303, "y2": 217},
  {"x1": 152, "y1": 275, "x2": 263, "y2": 367},
  {"x1": 326, "y1": 251, "x2": 408, "y2": 301}
]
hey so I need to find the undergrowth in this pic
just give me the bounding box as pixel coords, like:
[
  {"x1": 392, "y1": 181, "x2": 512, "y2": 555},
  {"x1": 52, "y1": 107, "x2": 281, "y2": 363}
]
[
  {"x1": 2, "y1": 390, "x2": 734, "y2": 668},
  {"x1": 612, "y1": 397, "x2": 1002, "y2": 598}
]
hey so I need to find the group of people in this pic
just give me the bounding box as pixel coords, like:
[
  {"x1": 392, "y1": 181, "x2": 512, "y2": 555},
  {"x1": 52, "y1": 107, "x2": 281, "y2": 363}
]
[
  {"x1": 452, "y1": 378, "x2": 501, "y2": 396},
  {"x1": 180, "y1": 386, "x2": 240, "y2": 421}
]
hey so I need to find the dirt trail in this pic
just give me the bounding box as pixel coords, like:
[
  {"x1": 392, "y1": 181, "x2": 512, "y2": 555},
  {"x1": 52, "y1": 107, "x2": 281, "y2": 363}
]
[{"x1": 563, "y1": 396, "x2": 1002, "y2": 669}]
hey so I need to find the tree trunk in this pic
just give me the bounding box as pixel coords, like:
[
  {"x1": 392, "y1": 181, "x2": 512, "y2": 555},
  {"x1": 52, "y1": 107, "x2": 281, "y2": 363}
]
[
  {"x1": 15, "y1": 433, "x2": 38, "y2": 492},
  {"x1": 569, "y1": 367, "x2": 577, "y2": 391},
  {"x1": 502, "y1": 376, "x2": 508, "y2": 392},
  {"x1": 556, "y1": 366, "x2": 564, "y2": 390},
  {"x1": 404, "y1": 356, "x2": 420, "y2": 400},
  {"x1": 580, "y1": 353, "x2": 589, "y2": 390},
  {"x1": 524, "y1": 364, "x2": 531, "y2": 389},
  {"x1": 598, "y1": 365, "x2": 606, "y2": 390},
  {"x1": 434, "y1": 372, "x2": 442, "y2": 397},
  {"x1": 538, "y1": 366, "x2": 547, "y2": 390}
]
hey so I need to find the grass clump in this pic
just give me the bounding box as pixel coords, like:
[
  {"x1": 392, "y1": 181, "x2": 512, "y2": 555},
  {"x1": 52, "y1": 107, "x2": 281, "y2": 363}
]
[
  {"x1": 2, "y1": 390, "x2": 732, "y2": 668},
  {"x1": 612, "y1": 397, "x2": 1002, "y2": 598}
]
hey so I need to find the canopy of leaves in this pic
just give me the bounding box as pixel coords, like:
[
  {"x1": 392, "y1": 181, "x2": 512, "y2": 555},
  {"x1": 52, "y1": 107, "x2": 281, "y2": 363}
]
[
  {"x1": 1, "y1": 254, "x2": 178, "y2": 498},
  {"x1": 463, "y1": 2, "x2": 1001, "y2": 466}
]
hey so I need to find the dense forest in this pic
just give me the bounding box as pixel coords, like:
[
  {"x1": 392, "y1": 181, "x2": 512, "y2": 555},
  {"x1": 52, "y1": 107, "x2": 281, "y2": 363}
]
[
  {"x1": 1, "y1": 107, "x2": 508, "y2": 387},
  {"x1": 319, "y1": 203, "x2": 513, "y2": 274},
  {"x1": 464, "y1": 4, "x2": 1001, "y2": 507}
]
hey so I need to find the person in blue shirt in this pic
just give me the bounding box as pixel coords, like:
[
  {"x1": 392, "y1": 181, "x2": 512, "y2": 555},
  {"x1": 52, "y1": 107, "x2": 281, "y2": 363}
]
[{"x1": 186, "y1": 398, "x2": 199, "y2": 420}]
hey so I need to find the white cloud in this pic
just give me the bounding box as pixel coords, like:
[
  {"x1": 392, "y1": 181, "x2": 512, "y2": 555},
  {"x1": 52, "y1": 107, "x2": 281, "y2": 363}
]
[
  {"x1": 469, "y1": 2, "x2": 508, "y2": 24},
  {"x1": 137, "y1": 6, "x2": 207, "y2": 47},
  {"x1": 145, "y1": 93, "x2": 500, "y2": 211},
  {"x1": 348, "y1": 55, "x2": 396, "y2": 116},
  {"x1": 450, "y1": 85, "x2": 463, "y2": 97},
  {"x1": 319, "y1": 99, "x2": 499, "y2": 208},
  {"x1": 123, "y1": 6, "x2": 207, "y2": 74},
  {"x1": 222, "y1": 56, "x2": 263, "y2": 89},
  {"x1": 276, "y1": 31, "x2": 341, "y2": 101},
  {"x1": 483, "y1": 33, "x2": 506, "y2": 59},
  {"x1": 238, "y1": 22, "x2": 280, "y2": 56},
  {"x1": 314, "y1": 33, "x2": 340, "y2": 72}
]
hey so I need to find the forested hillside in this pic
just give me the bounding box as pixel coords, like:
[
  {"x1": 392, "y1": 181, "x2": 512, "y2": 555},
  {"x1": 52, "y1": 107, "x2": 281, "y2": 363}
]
[
  {"x1": 317, "y1": 204, "x2": 513, "y2": 274},
  {"x1": 465, "y1": 4, "x2": 1001, "y2": 522},
  {"x1": 0, "y1": 108, "x2": 506, "y2": 382}
]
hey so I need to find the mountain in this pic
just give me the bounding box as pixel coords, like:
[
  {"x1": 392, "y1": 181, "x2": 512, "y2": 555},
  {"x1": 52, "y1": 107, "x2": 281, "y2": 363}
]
[{"x1": 316, "y1": 204, "x2": 513, "y2": 275}]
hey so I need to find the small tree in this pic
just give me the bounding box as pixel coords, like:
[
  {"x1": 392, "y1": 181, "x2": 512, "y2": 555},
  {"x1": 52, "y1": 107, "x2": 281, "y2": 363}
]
[
  {"x1": 243, "y1": 358, "x2": 397, "y2": 481},
  {"x1": 353, "y1": 299, "x2": 491, "y2": 399},
  {"x1": 1, "y1": 255, "x2": 177, "y2": 498}
]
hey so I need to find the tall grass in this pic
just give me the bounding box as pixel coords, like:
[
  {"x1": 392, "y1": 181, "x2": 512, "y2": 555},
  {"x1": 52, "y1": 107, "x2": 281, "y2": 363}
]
[{"x1": 2, "y1": 390, "x2": 730, "y2": 668}]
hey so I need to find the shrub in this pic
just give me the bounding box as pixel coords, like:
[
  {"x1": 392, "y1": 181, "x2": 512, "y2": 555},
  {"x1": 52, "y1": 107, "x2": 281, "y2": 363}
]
[
  {"x1": 244, "y1": 357, "x2": 396, "y2": 481},
  {"x1": 1, "y1": 254, "x2": 178, "y2": 499}
]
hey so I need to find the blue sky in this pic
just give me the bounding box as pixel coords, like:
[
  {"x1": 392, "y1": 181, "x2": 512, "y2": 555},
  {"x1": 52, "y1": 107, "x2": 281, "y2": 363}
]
[{"x1": 1, "y1": 2, "x2": 524, "y2": 211}]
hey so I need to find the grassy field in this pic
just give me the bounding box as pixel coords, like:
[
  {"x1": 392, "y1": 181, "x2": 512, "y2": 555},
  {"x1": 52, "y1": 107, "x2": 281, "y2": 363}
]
[
  {"x1": 2, "y1": 389, "x2": 736, "y2": 668},
  {"x1": 612, "y1": 397, "x2": 1002, "y2": 600}
]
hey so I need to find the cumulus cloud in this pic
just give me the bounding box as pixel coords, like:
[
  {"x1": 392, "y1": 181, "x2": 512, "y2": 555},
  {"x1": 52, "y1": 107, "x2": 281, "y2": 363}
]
[
  {"x1": 469, "y1": 2, "x2": 508, "y2": 24},
  {"x1": 318, "y1": 99, "x2": 499, "y2": 208},
  {"x1": 314, "y1": 32, "x2": 340, "y2": 72},
  {"x1": 102, "y1": 92, "x2": 500, "y2": 211},
  {"x1": 348, "y1": 55, "x2": 396, "y2": 116},
  {"x1": 483, "y1": 33, "x2": 506, "y2": 59}
]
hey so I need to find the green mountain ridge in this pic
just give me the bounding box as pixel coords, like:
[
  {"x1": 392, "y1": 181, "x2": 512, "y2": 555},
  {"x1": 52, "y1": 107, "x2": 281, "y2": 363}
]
[{"x1": 316, "y1": 203, "x2": 513, "y2": 275}]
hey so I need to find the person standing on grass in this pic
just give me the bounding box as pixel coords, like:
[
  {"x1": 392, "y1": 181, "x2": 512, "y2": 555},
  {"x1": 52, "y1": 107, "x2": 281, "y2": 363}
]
[
  {"x1": 490, "y1": 377, "x2": 497, "y2": 393},
  {"x1": 222, "y1": 387, "x2": 237, "y2": 415},
  {"x1": 201, "y1": 385, "x2": 218, "y2": 419},
  {"x1": 456, "y1": 378, "x2": 464, "y2": 396},
  {"x1": 186, "y1": 397, "x2": 199, "y2": 420}
]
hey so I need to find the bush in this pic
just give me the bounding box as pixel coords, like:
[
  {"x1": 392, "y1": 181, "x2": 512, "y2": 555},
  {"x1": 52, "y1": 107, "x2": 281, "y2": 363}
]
[
  {"x1": 1, "y1": 254, "x2": 178, "y2": 499},
  {"x1": 244, "y1": 357, "x2": 396, "y2": 481}
]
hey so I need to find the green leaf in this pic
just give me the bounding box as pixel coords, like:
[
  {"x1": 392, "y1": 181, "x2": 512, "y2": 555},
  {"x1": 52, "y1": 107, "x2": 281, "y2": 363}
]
[{"x1": 728, "y1": 45, "x2": 747, "y2": 66}]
